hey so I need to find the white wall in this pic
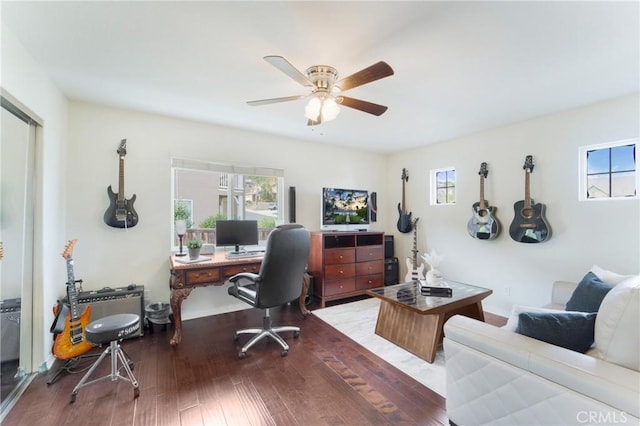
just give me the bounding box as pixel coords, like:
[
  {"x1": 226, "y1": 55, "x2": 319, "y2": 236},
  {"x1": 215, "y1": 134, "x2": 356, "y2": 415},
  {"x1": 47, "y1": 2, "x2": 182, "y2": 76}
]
[
  {"x1": 1, "y1": 25, "x2": 69, "y2": 371},
  {"x1": 66, "y1": 102, "x2": 388, "y2": 320},
  {"x1": 386, "y1": 94, "x2": 640, "y2": 316}
]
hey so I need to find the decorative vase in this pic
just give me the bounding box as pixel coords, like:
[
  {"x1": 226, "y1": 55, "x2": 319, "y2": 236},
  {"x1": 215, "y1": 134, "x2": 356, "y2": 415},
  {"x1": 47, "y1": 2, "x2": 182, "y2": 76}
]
[
  {"x1": 425, "y1": 269, "x2": 444, "y2": 286},
  {"x1": 188, "y1": 247, "x2": 201, "y2": 260}
]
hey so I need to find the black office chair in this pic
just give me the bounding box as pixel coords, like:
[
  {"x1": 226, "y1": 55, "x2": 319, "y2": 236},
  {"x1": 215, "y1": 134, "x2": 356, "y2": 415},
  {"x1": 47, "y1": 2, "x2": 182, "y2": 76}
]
[{"x1": 227, "y1": 224, "x2": 311, "y2": 359}]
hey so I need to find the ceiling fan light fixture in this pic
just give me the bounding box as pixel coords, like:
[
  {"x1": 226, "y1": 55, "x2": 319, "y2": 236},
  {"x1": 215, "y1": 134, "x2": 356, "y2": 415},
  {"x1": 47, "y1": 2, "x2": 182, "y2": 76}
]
[{"x1": 304, "y1": 94, "x2": 340, "y2": 122}]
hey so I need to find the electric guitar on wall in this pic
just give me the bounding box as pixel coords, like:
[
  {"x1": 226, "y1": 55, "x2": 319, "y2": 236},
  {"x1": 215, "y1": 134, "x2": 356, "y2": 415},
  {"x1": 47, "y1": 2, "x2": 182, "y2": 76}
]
[
  {"x1": 405, "y1": 217, "x2": 425, "y2": 282},
  {"x1": 104, "y1": 139, "x2": 139, "y2": 229},
  {"x1": 396, "y1": 168, "x2": 413, "y2": 233},
  {"x1": 51, "y1": 240, "x2": 93, "y2": 360},
  {"x1": 467, "y1": 162, "x2": 500, "y2": 240},
  {"x1": 509, "y1": 155, "x2": 551, "y2": 243}
]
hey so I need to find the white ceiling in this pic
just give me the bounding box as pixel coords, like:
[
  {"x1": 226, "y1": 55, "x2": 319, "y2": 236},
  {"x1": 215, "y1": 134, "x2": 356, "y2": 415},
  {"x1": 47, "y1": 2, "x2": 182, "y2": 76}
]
[{"x1": 2, "y1": 1, "x2": 638, "y2": 154}]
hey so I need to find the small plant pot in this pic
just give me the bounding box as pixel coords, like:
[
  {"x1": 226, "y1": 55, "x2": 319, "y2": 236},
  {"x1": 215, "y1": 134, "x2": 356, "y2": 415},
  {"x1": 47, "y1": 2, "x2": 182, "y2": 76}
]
[{"x1": 188, "y1": 247, "x2": 201, "y2": 260}]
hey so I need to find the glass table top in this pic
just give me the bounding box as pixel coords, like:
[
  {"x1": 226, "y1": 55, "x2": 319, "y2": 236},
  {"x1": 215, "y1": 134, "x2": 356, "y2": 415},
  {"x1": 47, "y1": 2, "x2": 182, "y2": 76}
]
[{"x1": 366, "y1": 280, "x2": 492, "y2": 313}]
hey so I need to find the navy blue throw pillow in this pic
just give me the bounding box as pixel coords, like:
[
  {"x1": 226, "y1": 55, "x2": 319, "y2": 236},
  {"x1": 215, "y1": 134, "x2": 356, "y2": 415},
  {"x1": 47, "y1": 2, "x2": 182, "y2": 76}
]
[
  {"x1": 516, "y1": 312, "x2": 596, "y2": 353},
  {"x1": 565, "y1": 272, "x2": 613, "y2": 312}
]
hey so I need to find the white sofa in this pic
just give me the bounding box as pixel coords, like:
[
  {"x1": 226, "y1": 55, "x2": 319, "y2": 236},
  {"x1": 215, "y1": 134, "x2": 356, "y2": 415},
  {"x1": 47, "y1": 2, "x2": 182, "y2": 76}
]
[{"x1": 443, "y1": 276, "x2": 640, "y2": 426}]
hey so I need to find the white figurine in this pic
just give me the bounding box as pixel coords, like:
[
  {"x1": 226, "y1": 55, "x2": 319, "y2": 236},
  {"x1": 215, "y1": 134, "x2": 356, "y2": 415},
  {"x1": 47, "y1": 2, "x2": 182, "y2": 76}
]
[{"x1": 421, "y1": 249, "x2": 445, "y2": 286}]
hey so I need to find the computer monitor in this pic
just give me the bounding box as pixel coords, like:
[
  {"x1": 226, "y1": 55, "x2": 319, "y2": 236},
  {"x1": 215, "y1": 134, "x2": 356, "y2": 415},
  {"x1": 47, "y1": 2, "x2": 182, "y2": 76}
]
[{"x1": 215, "y1": 220, "x2": 259, "y2": 253}]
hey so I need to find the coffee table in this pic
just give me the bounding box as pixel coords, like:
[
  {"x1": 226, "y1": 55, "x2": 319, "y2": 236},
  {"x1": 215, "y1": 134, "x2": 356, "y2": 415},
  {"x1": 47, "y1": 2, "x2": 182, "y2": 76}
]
[{"x1": 366, "y1": 280, "x2": 492, "y2": 363}]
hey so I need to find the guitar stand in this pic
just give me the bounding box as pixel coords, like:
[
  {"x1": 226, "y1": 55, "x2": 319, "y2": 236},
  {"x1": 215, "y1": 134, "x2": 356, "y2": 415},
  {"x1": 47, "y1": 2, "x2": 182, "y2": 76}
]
[{"x1": 46, "y1": 352, "x2": 101, "y2": 385}]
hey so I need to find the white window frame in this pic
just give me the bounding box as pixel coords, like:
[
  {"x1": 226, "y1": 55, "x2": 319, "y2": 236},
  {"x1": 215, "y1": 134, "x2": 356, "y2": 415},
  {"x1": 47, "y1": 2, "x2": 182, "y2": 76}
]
[
  {"x1": 578, "y1": 138, "x2": 638, "y2": 202},
  {"x1": 430, "y1": 167, "x2": 456, "y2": 205}
]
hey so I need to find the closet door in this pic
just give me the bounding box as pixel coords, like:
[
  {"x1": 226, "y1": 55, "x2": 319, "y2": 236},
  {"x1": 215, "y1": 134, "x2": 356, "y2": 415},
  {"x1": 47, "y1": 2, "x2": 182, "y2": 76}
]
[{"x1": 1, "y1": 103, "x2": 35, "y2": 413}]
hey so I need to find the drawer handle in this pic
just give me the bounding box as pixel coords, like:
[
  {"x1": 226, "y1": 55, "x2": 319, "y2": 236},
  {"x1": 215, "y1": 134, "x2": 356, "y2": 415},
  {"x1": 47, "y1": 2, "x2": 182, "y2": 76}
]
[
  {"x1": 339, "y1": 270, "x2": 343, "y2": 274},
  {"x1": 339, "y1": 255, "x2": 343, "y2": 259}
]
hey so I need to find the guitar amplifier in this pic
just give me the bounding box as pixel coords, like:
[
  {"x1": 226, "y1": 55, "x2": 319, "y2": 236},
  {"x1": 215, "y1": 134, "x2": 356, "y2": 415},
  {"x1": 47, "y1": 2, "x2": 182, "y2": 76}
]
[
  {"x1": 1, "y1": 298, "x2": 21, "y2": 362},
  {"x1": 62, "y1": 285, "x2": 144, "y2": 338},
  {"x1": 384, "y1": 257, "x2": 399, "y2": 286}
]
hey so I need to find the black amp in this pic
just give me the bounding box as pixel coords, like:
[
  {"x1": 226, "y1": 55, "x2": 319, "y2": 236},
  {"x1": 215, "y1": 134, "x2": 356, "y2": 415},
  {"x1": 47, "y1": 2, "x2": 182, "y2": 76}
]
[{"x1": 62, "y1": 285, "x2": 144, "y2": 338}]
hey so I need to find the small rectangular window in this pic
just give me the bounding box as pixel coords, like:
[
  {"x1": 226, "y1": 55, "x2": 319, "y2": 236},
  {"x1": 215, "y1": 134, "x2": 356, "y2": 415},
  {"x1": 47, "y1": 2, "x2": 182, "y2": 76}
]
[
  {"x1": 580, "y1": 139, "x2": 637, "y2": 201},
  {"x1": 431, "y1": 167, "x2": 456, "y2": 205}
]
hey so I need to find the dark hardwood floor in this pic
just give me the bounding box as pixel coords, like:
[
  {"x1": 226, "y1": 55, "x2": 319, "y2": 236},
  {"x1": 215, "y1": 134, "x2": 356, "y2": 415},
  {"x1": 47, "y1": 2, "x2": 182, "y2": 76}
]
[{"x1": 3, "y1": 299, "x2": 504, "y2": 426}]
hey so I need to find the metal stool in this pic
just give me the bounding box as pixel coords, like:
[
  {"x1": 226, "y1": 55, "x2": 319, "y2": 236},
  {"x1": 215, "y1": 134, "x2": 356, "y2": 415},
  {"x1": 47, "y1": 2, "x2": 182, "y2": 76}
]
[{"x1": 70, "y1": 313, "x2": 140, "y2": 403}]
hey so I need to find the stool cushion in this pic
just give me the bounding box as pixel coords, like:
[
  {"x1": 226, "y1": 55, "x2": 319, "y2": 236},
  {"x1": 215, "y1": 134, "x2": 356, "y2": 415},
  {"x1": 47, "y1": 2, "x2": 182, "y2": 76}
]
[{"x1": 86, "y1": 314, "x2": 140, "y2": 345}]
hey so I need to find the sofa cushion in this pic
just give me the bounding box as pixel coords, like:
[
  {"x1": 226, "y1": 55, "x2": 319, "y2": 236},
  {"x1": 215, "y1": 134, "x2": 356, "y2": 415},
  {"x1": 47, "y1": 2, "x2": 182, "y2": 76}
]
[
  {"x1": 504, "y1": 305, "x2": 567, "y2": 332},
  {"x1": 565, "y1": 272, "x2": 613, "y2": 312},
  {"x1": 516, "y1": 312, "x2": 597, "y2": 353},
  {"x1": 594, "y1": 275, "x2": 640, "y2": 371},
  {"x1": 590, "y1": 265, "x2": 634, "y2": 285}
]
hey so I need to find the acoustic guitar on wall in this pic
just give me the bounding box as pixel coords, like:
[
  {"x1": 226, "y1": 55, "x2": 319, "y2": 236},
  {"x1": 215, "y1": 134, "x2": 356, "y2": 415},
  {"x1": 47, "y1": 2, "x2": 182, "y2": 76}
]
[
  {"x1": 467, "y1": 162, "x2": 500, "y2": 240},
  {"x1": 509, "y1": 155, "x2": 551, "y2": 243},
  {"x1": 104, "y1": 139, "x2": 139, "y2": 229},
  {"x1": 51, "y1": 240, "x2": 93, "y2": 360},
  {"x1": 396, "y1": 168, "x2": 413, "y2": 233}
]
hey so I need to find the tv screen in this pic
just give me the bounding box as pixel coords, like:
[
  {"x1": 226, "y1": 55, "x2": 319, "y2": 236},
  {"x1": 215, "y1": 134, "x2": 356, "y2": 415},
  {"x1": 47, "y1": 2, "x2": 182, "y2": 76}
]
[
  {"x1": 321, "y1": 188, "x2": 370, "y2": 232},
  {"x1": 215, "y1": 220, "x2": 259, "y2": 252}
]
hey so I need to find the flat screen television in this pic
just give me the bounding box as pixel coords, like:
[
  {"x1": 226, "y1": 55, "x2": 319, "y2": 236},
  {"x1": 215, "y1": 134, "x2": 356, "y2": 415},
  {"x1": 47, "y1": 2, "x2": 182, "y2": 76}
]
[
  {"x1": 215, "y1": 220, "x2": 259, "y2": 252},
  {"x1": 321, "y1": 187, "x2": 370, "y2": 232}
]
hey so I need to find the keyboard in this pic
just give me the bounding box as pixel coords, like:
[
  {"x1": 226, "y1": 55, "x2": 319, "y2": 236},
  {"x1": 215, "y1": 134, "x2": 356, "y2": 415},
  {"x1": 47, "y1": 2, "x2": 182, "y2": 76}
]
[{"x1": 225, "y1": 251, "x2": 264, "y2": 259}]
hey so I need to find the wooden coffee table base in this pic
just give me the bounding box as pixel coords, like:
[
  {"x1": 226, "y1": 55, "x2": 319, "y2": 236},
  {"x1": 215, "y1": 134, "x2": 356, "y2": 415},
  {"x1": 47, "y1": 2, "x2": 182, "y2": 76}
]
[{"x1": 374, "y1": 299, "x2": 485, "y2": 363}]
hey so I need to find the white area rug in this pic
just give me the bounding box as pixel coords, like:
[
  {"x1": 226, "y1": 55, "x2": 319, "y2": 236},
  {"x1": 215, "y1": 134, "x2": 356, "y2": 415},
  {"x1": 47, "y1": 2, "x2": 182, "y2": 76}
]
[{"x1": 313, "y1": 297, "x2": 446, "y2": 397}]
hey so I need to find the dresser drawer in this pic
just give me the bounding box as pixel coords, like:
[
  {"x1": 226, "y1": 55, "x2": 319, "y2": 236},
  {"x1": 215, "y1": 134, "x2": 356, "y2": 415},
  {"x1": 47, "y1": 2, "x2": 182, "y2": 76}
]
[
  {"x1": 356, "y1": 273, "x2": 384, "y2": 290},
  {"x1": 324, "y1": 263, "x2": 356, "y2": 280},
  {"x1": 186, "y1": 268, "x2": 221, "y2": 284},
  {"x1": 324, "y1": 278, "x2": 356, "y2": 296},
  {"x1": 356, "y1": 260, "x2": 384, "y2": 276},
  {"x1": 356, "y1": 246, "x2": 384, "y2": 262},
  {"x1": 222, "y1": 263, "x2": 261, "y2": 278},
  {"x1": 324, "y1": 248, "x2": 356, "y2": 265}
]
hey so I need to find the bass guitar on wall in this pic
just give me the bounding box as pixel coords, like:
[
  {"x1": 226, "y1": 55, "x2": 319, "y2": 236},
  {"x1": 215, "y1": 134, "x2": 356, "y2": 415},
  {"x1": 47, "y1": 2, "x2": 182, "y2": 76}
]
[
  {"x1": 509, "y1": 155, "x2": 551, "y2": 243},
  {"x1": 467, "y1": 162, "x2": 500, "y2": 240},
  {"x1": 104, "y1": 139, "x2": 139, "y2": 229},
  {"x1": 51, "y1": 239, "x2": 93, "y2": 360},
  {"x1": 397, "y1": 168, "x2": 413, "y2": 233},
  {"x1": 405, "y1": 217, "x2": 425, "y2": 282}
]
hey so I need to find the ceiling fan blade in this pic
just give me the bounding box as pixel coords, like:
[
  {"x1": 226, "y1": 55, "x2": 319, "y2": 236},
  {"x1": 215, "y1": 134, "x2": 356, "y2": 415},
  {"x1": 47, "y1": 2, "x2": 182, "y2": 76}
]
[
  {"x1": 335, "y1": 61, "x2": 394, "y2": 92},
  {"x1": 247, "y1": 94, "x2": 307, "y2": 106},
  {"x1": 264, "y1": 56, "x2": 314, "y2": 88},
  {"x1": 337, "y1": 96, "x2": 388, "y2": 116}
]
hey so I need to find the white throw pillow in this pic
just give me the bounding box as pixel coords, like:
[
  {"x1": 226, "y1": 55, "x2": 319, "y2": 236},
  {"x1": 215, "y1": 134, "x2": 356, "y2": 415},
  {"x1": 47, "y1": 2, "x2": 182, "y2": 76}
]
[
  {"x1": 594, "y1": 275, "x2": 640, "y2": 371},
  {"x1": 590, "y1": 265, "x2": 634, "y2": 285},
  {"x1": 503, "y1": 305, "x2": 567, "y2": 332}
]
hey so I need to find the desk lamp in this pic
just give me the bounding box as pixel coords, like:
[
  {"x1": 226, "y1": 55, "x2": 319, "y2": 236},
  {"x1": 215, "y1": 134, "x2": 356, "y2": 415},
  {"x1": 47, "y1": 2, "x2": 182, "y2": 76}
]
[{"x1": 175, "y1": 220, "x2": 187, "y2": 256}]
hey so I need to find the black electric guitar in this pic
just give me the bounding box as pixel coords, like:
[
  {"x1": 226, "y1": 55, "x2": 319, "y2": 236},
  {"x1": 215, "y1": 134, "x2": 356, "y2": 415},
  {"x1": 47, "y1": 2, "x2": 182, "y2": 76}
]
[
  {"x1": 397, "y1": 168, "x2": 413, "y2": 233},
  {"x1": 467, "y1": 162, "x2": 500, "y2": 240},
  {"x1": 509, "y1": 155, "x2": 551, "y2": 243},
  {"x1": 404, "y1": 218, "x2": 425, "y2": 282},
  {"x1": 51, "y1": 240, "x2": 93, "y2": 360},
  {"x1": 104, "y1": 139, "x2": 139, "y2": 228}
]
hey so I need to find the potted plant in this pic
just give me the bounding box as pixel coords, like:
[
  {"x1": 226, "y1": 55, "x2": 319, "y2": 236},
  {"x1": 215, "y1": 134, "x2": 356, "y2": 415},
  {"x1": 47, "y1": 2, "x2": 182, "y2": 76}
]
[{"x1": 186, "y1": 238, "x2": 203, "y2": 260}]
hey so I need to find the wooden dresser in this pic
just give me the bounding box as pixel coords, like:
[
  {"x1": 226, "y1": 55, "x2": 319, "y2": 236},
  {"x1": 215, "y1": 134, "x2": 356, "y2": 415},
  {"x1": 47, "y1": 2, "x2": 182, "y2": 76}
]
[{"x1": 307, "y1": 231, "x2": 384, "y2": 307}]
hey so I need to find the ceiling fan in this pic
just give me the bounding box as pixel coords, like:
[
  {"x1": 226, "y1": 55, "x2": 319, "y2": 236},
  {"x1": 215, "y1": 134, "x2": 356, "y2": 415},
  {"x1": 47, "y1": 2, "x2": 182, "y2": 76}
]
[{"x1": 247, "y1": 55, "x2": 394, "y2": 126}]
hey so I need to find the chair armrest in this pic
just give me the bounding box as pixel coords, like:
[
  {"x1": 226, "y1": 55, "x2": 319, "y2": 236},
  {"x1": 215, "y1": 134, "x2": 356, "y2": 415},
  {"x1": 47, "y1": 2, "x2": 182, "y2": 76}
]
[{"x1": 228, "y1": 272, "x2": 259, "y2": 284}]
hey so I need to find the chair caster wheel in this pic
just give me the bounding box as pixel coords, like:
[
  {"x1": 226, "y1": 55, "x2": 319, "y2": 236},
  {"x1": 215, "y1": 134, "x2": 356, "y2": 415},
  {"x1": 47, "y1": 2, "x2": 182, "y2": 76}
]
[
  {"x1": 70, "y1": 392, "x2": 77, "y2": 403},
  {"x1": 233, "y1": 334, "x2": 239, "y2": 341},
  {"x1": 293, "y1": 330, "x2": 300, "y2": 338},
  {"x1": 280, "y1": 349, "x2": 288, "y2": 357},
  {"x1": 134, "y1": 388, "x2": 140, "y2": 398},
  {"x1": 238, "y1": 351, "x2": 246, "y2": 359},
  {"x1": 128, "y1": 360, "x2": 135, "y2": 370}
]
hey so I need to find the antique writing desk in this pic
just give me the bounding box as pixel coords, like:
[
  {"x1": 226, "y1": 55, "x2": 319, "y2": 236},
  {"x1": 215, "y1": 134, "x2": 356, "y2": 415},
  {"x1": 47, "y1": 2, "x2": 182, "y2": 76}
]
[{"x1": 169, "y1": 253, "x2": 310, "y2": 346}]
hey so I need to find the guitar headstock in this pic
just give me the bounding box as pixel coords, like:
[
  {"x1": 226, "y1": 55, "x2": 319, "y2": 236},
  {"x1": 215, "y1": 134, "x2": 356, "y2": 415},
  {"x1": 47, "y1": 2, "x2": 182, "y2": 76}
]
[
  {"x1": 61, "y1": 239, "x2": 77, "y2": 260},
  {"x1": 117, "y1": 139, "x2": 127, "y2": 157},
  {"x1": 411, "y1": 217, "x2": 420, "y2": 227},
  {"x1": 523, "y1": 155, "x2": 534, "y2": 173},
  {"x1": 401, "y1": 168, "x2": 409, "y2": 182},
  {"x1": 478, "y1": 162, "x2": 488, "y2": 178}
]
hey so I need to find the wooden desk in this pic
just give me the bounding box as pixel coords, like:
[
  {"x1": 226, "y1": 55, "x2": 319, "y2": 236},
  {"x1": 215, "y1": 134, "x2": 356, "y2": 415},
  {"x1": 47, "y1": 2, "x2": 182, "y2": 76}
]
[{"x1": 169, "y1": 253, "x2": 310, "y2": 346}]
